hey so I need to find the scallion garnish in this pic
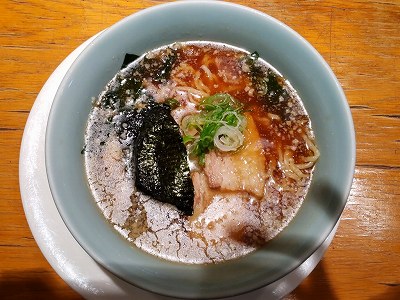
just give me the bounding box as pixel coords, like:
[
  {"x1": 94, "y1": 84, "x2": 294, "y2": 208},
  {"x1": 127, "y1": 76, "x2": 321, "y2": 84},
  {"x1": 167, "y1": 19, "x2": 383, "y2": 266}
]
[{"x1": 181, "y1": 93, "x2": 246, "y2": 165}]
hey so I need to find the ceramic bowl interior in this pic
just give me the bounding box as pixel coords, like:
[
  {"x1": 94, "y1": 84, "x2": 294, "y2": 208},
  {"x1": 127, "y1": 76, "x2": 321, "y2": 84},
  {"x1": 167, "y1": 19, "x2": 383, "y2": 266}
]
[{"x1": 46, "y1": 1, "x2": 355, "y2": 298}]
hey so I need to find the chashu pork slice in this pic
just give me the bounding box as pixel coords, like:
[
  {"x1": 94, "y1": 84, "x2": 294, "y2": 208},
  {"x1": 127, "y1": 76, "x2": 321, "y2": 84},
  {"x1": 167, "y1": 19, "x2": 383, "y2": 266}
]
[{"x1": 204, "y1": 113, "x2": 267, "y2": 199}]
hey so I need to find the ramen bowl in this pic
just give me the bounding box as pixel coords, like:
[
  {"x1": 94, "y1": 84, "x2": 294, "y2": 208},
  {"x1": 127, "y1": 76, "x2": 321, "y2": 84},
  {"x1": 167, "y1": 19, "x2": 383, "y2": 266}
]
[{"x1": 46, "y1": 1, "x2": 355, "y2": 298}]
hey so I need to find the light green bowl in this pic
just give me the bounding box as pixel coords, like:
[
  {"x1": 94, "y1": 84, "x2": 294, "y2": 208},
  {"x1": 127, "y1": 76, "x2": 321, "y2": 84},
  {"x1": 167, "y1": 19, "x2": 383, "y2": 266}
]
[{"x1": 46, "y1": 1, "x2": 355, "y2": 298}]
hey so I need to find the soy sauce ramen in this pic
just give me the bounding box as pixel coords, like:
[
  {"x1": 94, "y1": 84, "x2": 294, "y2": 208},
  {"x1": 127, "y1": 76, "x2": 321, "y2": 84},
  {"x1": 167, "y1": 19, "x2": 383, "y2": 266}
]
[{"x1": 84, "y1": 42, "x2": 319, "y2": 264}]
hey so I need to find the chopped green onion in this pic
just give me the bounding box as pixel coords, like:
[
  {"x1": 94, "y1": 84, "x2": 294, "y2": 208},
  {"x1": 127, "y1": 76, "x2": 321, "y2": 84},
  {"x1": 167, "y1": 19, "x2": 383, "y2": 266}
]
[
  {"x1": 182, "y1": 135, "x2": 195, "y2": 144},
  {"x1": 165, "y1": 98, "x2": 180, "y2": 109},
  {"x1": 182, "y1": 93, "x2": 246, "y2": 165}
]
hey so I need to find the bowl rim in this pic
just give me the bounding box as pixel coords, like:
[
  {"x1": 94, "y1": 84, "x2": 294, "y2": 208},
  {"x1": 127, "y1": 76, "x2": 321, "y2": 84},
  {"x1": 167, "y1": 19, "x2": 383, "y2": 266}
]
[{"x1": 45, "y1": 1, "x2": 356, "y2": 298}]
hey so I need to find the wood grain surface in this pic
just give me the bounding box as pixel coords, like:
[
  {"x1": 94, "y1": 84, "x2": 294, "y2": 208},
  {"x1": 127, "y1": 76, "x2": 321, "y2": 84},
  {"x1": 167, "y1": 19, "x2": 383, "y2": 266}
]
[{"x1": 1, "y1": 0, "x2": 399, "y2": 299}]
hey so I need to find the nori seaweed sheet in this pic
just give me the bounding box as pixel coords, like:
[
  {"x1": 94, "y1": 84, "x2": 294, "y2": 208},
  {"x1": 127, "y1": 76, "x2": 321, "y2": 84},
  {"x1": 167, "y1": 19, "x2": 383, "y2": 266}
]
[{"x1": 130, "y1": 104, "x2": 194, "y2": 215}]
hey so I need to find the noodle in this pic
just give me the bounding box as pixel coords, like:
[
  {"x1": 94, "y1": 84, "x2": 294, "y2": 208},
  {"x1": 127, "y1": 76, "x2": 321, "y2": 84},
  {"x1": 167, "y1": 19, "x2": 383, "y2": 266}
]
[
  {"x1": 175, "y1": 86, "x2": 209, "y2": 101},
  {"x1": 194, "y1": 71, "x2": 211, "y2": 94},
  {"x1": 200, "y1": 64, "x2": 214, "y2": 79},
  {"x1": 302, "y1": 134, "x2": 320, "y2": 163},
  {"x1": 295, "y1": 161, "x2": 315, "y2": 169}
]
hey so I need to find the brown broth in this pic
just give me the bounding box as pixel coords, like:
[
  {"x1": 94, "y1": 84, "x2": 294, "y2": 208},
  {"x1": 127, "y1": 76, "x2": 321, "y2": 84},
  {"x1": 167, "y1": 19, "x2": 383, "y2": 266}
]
[{"x1": 84, "y1": 41, "x2": 318, "y2": 264}]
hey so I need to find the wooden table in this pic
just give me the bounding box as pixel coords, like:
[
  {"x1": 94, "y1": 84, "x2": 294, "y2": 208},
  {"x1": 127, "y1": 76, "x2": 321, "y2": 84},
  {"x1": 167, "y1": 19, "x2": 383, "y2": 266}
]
[{"x1": 1, "y1": 0, "x2": 399, "y2": 299}]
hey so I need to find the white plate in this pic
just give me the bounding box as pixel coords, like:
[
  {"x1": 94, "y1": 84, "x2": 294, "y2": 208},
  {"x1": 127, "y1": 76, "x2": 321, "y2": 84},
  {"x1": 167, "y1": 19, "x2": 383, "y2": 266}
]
[{"x1": 19, "y1": 31, "x2": 338, "y2": 300}]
